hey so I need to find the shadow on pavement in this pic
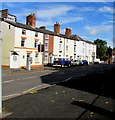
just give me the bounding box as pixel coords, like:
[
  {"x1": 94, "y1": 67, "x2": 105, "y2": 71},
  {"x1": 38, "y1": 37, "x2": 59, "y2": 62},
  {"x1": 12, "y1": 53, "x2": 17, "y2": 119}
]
[{"x1": 71, "y1": 100, "x2": 115, "y2": 120}]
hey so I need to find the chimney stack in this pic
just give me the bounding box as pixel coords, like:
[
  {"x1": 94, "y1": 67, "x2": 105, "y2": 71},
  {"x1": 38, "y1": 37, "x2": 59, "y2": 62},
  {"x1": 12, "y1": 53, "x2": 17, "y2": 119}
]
[
  {"x1": 26, "y1": 13, "x2": 36, "y2": 27},
  {"x1": 65, "y1": 28, "x2": 72, "y2": 37},
  {"x1": 54, "y1": 22, "x2": 60, "y2": 34},
  {"x1": 39, "y1": 26, "x2": 46, "y2": 29}
]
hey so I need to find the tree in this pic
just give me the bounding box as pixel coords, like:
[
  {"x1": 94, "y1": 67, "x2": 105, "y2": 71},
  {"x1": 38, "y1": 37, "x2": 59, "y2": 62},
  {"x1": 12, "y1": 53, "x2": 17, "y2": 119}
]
[
  {"x1": 94, "y1": 39, "x2": 108, "y2": 60},
  {"x1": 106, "y1": 46, "x2": 112, "y2": 57}
]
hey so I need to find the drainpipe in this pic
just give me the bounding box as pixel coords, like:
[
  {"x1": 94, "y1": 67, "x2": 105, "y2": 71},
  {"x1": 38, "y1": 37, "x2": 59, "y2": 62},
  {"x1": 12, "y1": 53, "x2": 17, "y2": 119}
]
[{"x1": 42, "y1": 34, "x2": 45, "y2": 69}]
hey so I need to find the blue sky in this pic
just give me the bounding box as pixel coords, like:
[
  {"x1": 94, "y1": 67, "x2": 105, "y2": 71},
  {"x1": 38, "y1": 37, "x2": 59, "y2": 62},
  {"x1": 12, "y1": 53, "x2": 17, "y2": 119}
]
[{"x1": 1, "y1": 1, "x2": 114, "y2": 47}]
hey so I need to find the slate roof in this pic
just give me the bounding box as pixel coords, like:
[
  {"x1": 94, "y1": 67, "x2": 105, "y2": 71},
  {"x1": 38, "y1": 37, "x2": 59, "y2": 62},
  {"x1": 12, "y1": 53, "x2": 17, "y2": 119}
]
[{"x1": 3, "y1": 19, "x2": 95, "y2": 45}]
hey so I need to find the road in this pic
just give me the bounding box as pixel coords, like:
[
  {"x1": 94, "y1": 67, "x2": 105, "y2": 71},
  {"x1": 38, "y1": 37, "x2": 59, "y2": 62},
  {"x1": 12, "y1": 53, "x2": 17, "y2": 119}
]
[
  {"x1": 2, "y1": 70, "x2": 55, "y2": 100},
  {"x1": 2, "y1": 64, "x2": 115, "y2": 101},
  {"x1": 3, "y1": 64, "x2": 115, "y2": 119}
]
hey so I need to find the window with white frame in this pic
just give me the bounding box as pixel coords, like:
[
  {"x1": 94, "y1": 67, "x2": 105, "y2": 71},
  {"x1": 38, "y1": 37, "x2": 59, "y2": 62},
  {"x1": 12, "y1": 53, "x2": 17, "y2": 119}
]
[
  {"x1": 35, "y1": 32, "x2": 38, "y2": 37},
  {"x1": 74, "y1": 46, "x2": 76, "y2": 52},
  {"x1": 22, "y1": 29, "x2": 26, "y2": 35},
  {"x1": 45, "y1": 34, "x2": 49, "y2": 39},
  {"x1": 34, "y1": 40, "x2": 38, "y2": 48},
  {"x1": 35, "y1": 53, "x2": 39, "y2": 62},
  {"x1": 74, "y1": 41, "x2": 76, "y2": 45},
  {"x1": 44, "y1": 53, "x2": 48, "y2": 62},
  {"x1": 59, "y1": 44, "x2": 61, "y2": 50},
  {"x1": 21, "y1": 38, "x2": 26, "y2": 47},
  {"x1": 45, "y1": 40, "x2": 48, "y2": 51},
  {"x1": 66, "y1": 45, "x2": 68, "y2": 51},
  {"x1": 66, "y1": 55, "x2": 68, "y2": 57}
]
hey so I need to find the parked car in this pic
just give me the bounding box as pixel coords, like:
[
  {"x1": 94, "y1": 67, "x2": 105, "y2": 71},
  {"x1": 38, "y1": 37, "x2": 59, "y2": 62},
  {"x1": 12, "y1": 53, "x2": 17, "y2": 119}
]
[
  {"x1": 47, "y1": 63, "x2": 53, "y2": 67},
  {"x1": 82, "y1": 60, "x2": 88, "y2": 65},
  {"x1": 53, "y1": 58, "x2": 71, "y2": 67},
  {"x1": 71, "y1": 60, "x2": 82, "y2": 66},
  {"x1": 94, "y1": 58, "x2": 101, "y2": 64}
]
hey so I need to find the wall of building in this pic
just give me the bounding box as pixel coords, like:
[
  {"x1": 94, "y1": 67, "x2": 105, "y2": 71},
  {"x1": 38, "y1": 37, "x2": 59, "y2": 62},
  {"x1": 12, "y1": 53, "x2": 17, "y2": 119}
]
[
  {"x1": 2, "y1": 21, "x2": 15, "y2": 67},
  {"x1": 14, "y1": 27, "x2": 43, "y2": 68},
  {"x1": 2, "y1": 21, "x2": 96, "y2": 68}
]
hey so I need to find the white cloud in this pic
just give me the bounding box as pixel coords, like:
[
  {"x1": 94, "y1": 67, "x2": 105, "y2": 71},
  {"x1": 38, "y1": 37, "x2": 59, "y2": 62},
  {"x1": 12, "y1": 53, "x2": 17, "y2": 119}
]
[
  {"x1": 59, "y1": 16, "x2": 84, "y2": 24},
  {"x1": 85, "y1": 25, "x2": 113, "y2": 35},
  {"x1": 36, "y1": 20, "x2": 54, "y2": 27},
  {"x1": 102, "y1": 21, "x2": 115, "y2": 24},
  {"x1": 98, "y1": 6, "x2": 113, "y2": 13},
  {"x1": 78, "y1": 7, "x2": 95, "y2": 12},
  {"x1": 3, "y1": 3, "x2": 19, "y2": 7},
  {"x1": 36, "y1": 5, "x2": 75, "y2": 19},
  {"x1": 35, "y1": 5, "x2": 84, "y2": 27}
]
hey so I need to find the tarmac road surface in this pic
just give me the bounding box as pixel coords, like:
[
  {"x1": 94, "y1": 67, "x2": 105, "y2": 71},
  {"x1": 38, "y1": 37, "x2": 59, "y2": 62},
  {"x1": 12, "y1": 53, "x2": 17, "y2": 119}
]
[
  {"x1": 2, "y1": 64, "x2": 115, "y2": 101},
  {"x1": 2, "y1": 64, "x2": 115, "y2": 119}
]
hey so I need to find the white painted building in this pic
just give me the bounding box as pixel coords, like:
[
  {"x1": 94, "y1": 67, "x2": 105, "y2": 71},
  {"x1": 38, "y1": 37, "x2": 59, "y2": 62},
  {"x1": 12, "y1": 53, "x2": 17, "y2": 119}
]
[
  {"x1": 1, "y1": 20, "x2": 44, "y2": 68},
  {"x1": 1, "y1": 9, "x2": 96, "y2": 69}
]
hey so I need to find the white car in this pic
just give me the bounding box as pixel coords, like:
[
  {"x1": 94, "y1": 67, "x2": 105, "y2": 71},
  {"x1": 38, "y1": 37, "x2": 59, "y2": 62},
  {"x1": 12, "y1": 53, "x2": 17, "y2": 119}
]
[{"x1": 71, "y1": 60, "x2": 82, "y2": 66}]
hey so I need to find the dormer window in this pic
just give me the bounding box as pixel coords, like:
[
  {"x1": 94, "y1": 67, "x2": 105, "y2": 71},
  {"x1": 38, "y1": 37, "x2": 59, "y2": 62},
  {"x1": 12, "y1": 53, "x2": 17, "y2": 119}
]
[{"x1": 22, "y1": 29, "x2": 26, "y2": 35}]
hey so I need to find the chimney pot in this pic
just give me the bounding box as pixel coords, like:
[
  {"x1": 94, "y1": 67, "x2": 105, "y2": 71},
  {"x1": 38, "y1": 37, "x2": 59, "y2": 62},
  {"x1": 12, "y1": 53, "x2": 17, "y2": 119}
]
[
  {"x1": 26, "y1": 13, "x2": 36, "y2": 27},
  {"x1": 54, "y1": 22, "x2": 60, "y2": 34},
  {"x1": 39, "y1": 26, "x2": 46, "y2": 29},
  {"x1": 65, "y1": 28, "x2": 72, "y2": 37}
]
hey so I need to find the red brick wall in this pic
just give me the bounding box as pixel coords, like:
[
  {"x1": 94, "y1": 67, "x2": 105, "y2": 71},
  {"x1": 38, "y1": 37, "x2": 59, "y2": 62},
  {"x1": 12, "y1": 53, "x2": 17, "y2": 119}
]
[
  {"x1": 54, "y1": 22, "x2": 60, "y2": 34},
  {"x1": 65, "y1": 28, "x2": 71, "y2": 37},
  {"x1": 48, "y1": 35, "x2": 54, "y2": 54},
  {"x1": 26, "y1": 14, "x2": 36, "y2": 27}
]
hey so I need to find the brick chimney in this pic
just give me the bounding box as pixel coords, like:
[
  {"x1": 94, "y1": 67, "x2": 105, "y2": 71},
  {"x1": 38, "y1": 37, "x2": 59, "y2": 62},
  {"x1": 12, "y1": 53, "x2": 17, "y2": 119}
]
[
  {"x1": 0, "y1": 9, "x2": 8, "y2": 18},
  {"x1": 65, "y1": 28, "x2": 72, "y2": 37},
  {"x1": 26, "y1": 13, "x2": 36, "y2": 27},
  {"x1": 39, "y1": 26, "x2": 46, "y2": 29},
  {"x1": 54, "y1": 22, "x2": 60, "y2": 34}
]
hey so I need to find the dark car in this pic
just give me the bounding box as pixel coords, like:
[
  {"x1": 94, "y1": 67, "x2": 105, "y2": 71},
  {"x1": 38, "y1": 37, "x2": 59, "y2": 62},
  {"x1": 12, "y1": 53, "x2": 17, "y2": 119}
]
[
  {"x1": 82, "y1": 60, "x2": 88, "y2": 65},
  {"x1": 53, "y1": 58, "x2": 71, "y2": 67}
]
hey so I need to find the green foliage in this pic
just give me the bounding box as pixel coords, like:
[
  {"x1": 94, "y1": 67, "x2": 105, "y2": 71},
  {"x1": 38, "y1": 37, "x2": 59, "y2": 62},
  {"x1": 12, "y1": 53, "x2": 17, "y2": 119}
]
[
  {"x1": 94, "y1": 39, "x2": 108, "y2": 60},
  {"x1": 106, "y1": 46, "x2": 112, "y2": 57}
]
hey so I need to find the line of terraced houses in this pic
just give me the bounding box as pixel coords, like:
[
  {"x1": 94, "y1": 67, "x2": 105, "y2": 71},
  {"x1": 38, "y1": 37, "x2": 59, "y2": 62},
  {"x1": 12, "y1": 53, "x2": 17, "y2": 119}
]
[{"x1": 0, "y1": 9, "x2": 96, "y2": 69}]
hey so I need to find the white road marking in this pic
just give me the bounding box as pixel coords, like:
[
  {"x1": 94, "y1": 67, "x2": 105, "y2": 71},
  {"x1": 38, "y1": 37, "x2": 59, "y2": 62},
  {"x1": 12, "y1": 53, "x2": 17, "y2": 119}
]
[
  {"x1": 22, "y1": 85, "x2": 43, "y2": 94},
  {"x1": 2, "y1": 76, "x2": 37, "y2": 84},
  {"x1": 16, "y1": 76, "x2": 37, "y2": 81},
  {"x1": 2, "y1": 79, "x2": 14, "y2": 84},
  {"x1": 2, "y1": 112, "x2": 13, "y2": 117},
  {"x1": 3, "y1": 93, "x2": 20, "y2": 98},
  {"x1": 64, "y1": 77, "x2": 73, "y2": 82}
]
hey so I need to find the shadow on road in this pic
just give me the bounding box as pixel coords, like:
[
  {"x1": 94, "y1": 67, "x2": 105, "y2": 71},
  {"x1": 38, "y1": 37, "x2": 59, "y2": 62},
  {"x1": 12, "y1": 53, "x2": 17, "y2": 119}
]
[
  {"x1": 58, "y1": 68, "x2": 115, "y2": 99},
  {"x1": 41, "y1": 66, "x2": 115, "y2": 99}
]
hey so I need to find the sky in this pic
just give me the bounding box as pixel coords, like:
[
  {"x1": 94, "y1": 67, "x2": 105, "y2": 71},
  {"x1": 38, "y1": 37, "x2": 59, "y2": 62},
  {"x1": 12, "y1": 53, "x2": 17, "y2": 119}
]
[{"x1": 1, "y1": 1, "x2": 114, "y2": 48}]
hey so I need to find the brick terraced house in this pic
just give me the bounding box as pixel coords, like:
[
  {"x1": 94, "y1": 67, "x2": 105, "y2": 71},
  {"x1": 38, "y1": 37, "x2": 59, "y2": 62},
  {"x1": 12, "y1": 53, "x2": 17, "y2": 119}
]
[{"x1": 0, "y1": 9, "x2": 96, "y2": 69}]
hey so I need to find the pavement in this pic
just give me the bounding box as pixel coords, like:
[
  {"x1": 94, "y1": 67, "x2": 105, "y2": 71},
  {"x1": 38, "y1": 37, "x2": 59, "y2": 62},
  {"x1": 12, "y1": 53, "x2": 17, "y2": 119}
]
[
  {"x1": 2, "y1": 66, "x2": 57, "y2": 76},
  {"x1": 2, "y1": 64, "x2": 115, "y2": 119}
]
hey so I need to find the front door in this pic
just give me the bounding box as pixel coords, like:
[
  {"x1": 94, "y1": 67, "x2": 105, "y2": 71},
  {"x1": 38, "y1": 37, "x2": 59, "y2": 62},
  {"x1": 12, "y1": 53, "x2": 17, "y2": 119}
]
[{"x1": 10, "y1": 51, "x2": 20, "y2": 68}]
